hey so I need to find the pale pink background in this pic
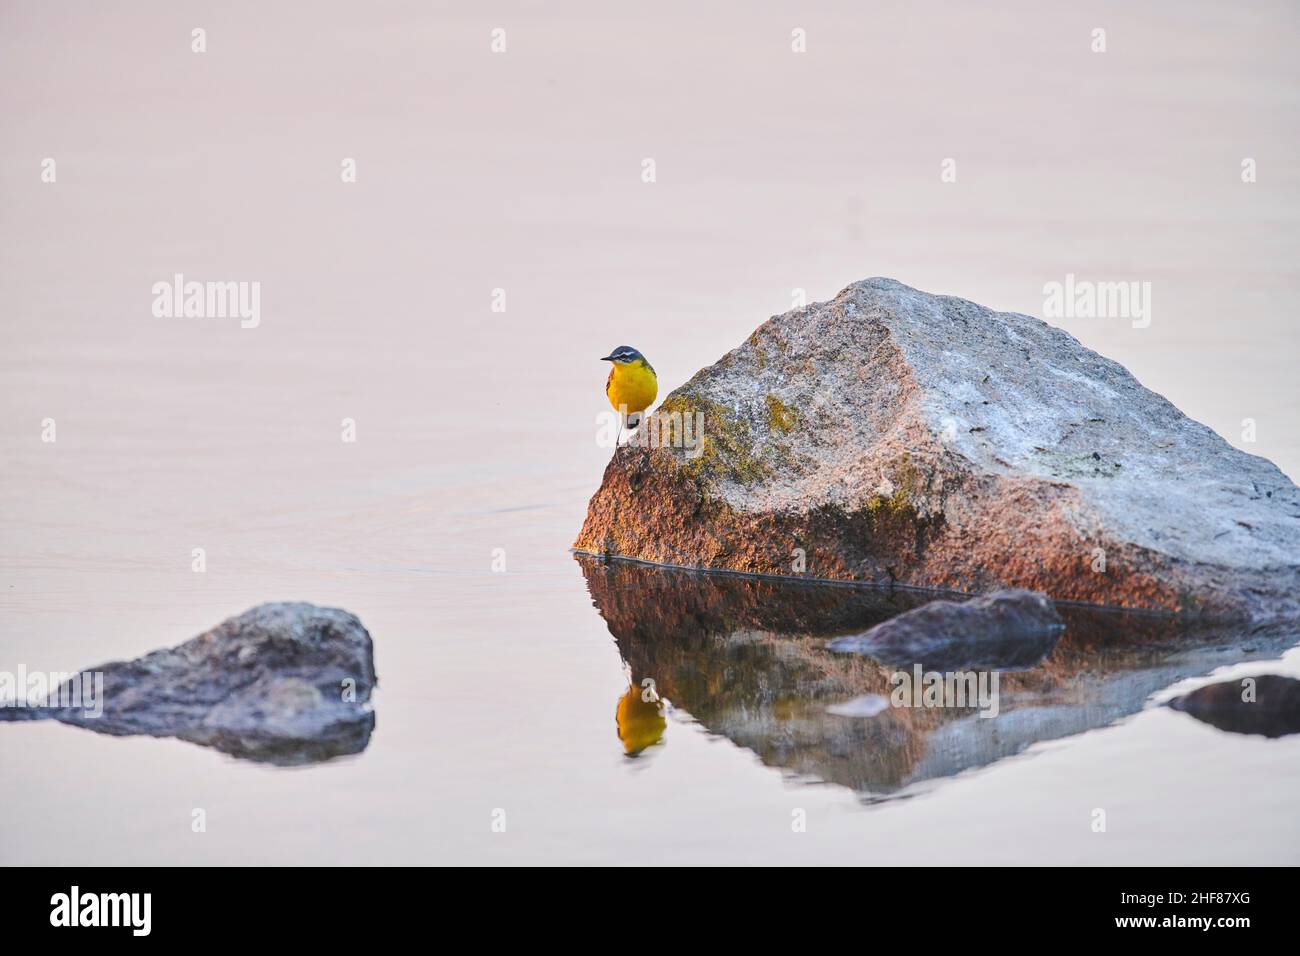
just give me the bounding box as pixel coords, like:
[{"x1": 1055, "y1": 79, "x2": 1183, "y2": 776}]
[{"x1": 1, "y1": 1, "x2": 1297, "y2": 864}]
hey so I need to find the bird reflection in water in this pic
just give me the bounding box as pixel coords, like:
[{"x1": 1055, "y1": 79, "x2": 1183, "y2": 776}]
[{"x1": 615, "y1": 678, "x2": 667, "y2": 757}]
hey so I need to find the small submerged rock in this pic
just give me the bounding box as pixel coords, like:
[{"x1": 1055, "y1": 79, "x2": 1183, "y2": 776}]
[
  {"x1": 827, "y1": 588, "x2": 1064, "y2": 670},
  {"x1": 0, "y1": 602, "x2": 376, "y2": 765},
  {"x1": 1168, "y1": 674, "x2": 1300, "y2": 738}
]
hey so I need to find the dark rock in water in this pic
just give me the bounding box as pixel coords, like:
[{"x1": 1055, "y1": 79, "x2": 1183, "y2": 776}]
[
  {"x1": 826, "y1": 588, "x2": 1064, "y2": 670},
  {"x1": 575, "y1": 278, "x2": 1300, "y2": 619},
  {"x1": 0, "y1": 602, "x2": 376, "y2": 765},
  {"x1": 1168, "y1": 674, "x2": 1300, "y2": 738}
]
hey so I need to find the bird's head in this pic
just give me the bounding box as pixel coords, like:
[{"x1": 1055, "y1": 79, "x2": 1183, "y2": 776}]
[{"x1": 601, "y1": 345, "x2": 647, "y2": 366}]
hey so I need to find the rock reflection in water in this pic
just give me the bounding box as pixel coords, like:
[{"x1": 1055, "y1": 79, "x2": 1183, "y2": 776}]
[{"x1": 578, "y1": 555, "x2": 1299, "y2": 797}]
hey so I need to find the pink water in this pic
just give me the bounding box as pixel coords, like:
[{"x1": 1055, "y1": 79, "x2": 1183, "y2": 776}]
[{"x1": 1, "y1": 0, "x2": 1298, "y2": 864}]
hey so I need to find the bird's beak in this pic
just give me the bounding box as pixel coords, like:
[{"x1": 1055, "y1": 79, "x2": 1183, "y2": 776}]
[{"x1": 600, "y1": 354, "x2": 615, "y2": 361}]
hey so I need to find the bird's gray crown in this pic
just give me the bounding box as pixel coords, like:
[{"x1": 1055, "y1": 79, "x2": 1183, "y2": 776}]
[{"x1": 603, "y1": 346, "x2": 644, "y2": 363}]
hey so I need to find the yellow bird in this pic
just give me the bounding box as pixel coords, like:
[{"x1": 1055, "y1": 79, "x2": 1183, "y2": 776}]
[{"x1": 601, "y1": 345, "x2": 658, "y2": 445}]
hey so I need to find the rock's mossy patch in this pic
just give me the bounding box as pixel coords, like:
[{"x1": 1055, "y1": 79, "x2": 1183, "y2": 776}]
[
  {"x1": 658, "y1": 392, "x2": 770, "y2": 486},
  {"x1": 765, "y1": 394, "x2": 798, "y2": 433}
]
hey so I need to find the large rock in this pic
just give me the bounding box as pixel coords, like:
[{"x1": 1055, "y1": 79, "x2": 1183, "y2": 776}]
[
  {"x1": 575, "y1": 278, "x2": 1300, "y2": 619},
  {"x1": 0, "y1": 602, "x2": 376, "y2": 765}
]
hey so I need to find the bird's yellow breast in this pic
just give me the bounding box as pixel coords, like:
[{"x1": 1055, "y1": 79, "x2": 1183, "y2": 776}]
[{"x1": 606, "y1": 360, "x2": 658, "y2": 416}]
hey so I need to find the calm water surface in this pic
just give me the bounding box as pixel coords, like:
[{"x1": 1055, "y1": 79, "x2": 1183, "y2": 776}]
[{"x1": 2, "y1": 1, "x2": 1299, "y2": 864}]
